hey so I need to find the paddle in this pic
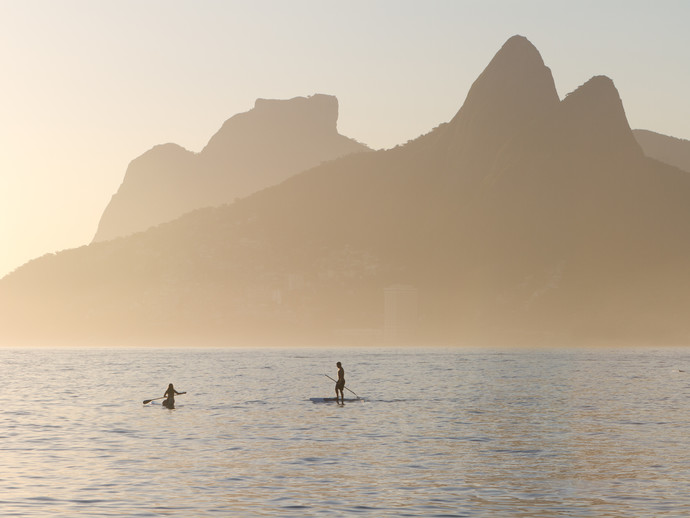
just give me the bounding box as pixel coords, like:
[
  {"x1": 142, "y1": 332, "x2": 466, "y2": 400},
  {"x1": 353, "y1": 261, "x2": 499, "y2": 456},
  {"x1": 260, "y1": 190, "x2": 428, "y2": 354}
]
[{"x1": 324, "y1": 374, "x2": 360, "y2": 398}]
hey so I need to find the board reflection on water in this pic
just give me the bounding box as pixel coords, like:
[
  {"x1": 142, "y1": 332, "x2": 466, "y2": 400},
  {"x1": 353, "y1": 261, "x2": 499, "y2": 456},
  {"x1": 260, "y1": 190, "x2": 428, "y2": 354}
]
[{"x1": 1, "y1": 346, "x2": 690, "y2": 516}]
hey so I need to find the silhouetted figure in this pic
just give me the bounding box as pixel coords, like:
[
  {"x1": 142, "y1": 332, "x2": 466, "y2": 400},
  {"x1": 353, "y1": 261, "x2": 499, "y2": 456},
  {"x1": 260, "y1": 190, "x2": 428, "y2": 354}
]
[
  {"x1": 335, "y1": 362, "x2": 345, "y2": 404},
  {"x1": 162, "y1": 383, "x2": 185, "y2": 409}
]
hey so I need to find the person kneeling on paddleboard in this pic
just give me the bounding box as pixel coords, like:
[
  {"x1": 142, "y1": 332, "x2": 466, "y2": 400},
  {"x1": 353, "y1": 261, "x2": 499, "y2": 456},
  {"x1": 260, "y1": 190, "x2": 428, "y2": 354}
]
[
  {"x1": 162, "y1": 383, "x2": 185, "y2": 409},
  {"x1": 335, "y1": 362, "x2": 345, "y2": 404}
]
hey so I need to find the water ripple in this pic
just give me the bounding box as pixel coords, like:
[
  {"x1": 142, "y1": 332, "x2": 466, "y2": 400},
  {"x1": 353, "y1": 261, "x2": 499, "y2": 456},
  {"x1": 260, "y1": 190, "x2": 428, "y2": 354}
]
[{"x1": 2, "y1": 347, "x2": 690, "y2": 516}]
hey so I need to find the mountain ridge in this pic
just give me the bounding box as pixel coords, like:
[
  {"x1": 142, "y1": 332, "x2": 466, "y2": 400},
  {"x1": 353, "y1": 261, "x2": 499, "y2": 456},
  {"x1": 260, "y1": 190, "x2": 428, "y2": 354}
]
[
  {"x1": 633, "y1": 129, "x2": 690, "y2": 173},
  {"x1": 92, "y1": 94, "x2": 369, "y2": 243},
  {"x1": 3, "y1": 36, "x2": 690, "y2": 347}
]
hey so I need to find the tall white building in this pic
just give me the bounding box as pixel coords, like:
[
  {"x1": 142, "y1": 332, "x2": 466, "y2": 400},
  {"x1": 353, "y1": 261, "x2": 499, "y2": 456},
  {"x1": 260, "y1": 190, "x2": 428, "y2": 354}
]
[{"x1": 384, "y1": 285, "x2": 418, "y2": 343}]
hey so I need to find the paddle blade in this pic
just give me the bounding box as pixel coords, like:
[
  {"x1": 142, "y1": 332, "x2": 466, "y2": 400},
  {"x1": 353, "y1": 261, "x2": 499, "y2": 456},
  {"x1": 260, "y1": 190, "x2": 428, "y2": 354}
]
[{"x1": 143, "y1": 399, "x2": 153, "y2": 405}]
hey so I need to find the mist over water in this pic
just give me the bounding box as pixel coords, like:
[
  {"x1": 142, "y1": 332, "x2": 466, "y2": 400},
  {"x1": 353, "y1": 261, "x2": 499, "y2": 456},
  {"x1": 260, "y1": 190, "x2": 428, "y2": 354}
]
[{"x1": 2, "y1": 347, "x2": 690, "y2": 516}]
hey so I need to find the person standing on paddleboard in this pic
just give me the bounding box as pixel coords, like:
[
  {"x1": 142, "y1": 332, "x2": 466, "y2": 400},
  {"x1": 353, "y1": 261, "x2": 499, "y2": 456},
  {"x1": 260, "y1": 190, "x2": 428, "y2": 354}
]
[
  {"x1": 335, "y1": 362, "x2": 345, "y2": 404},
  {"x1": 162, "y1": 383, "x2": 185, "y2": 409}
]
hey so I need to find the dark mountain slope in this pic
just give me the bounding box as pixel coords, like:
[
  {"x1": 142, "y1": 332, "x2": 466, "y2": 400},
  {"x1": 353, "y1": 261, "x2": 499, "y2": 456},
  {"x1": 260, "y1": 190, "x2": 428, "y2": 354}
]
[{"x1": 633, "y1": 129, "x2": 690, "y2": 173}]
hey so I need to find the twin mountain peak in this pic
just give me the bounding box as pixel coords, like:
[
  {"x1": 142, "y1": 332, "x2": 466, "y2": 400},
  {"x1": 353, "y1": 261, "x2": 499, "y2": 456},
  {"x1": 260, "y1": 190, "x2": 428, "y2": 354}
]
[
  {"x1": 4, "y1": 35, "x2": 690, "y2": 347},
  {"x1": 93, "y1": 35, "x2": 641, "y2": 244}
]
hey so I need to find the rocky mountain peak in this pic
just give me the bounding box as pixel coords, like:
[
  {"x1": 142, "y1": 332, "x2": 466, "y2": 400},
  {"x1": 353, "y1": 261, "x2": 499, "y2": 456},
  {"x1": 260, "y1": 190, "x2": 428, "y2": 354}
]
[
  {"x1": 444, "y1": 36, "x2": 560, "y2": 162},
  {"x1": 203, "y1": 94, "x2": 341, "y2": 156},
  {"x1": 92, "y1": 94, "x2": 368, "y2": 243},
  {"x1": 253, "y1": 94, "x2": 339, "y2": 131},
  {"x1": 559, "y1": 75, "x2": 642, "y2": 158}
]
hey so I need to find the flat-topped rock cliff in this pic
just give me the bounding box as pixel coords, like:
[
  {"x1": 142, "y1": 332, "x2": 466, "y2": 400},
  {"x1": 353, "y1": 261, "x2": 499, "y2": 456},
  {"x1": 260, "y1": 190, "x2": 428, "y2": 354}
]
[{"x1": 93, "y1": 94, "x2": 369, "y2": 243}]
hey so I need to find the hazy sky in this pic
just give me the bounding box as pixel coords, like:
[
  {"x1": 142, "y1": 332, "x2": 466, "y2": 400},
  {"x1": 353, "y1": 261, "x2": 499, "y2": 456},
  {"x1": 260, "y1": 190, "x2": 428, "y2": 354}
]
[{"x1": 1, "y1": 0, "x2": 689, "y2": 279}]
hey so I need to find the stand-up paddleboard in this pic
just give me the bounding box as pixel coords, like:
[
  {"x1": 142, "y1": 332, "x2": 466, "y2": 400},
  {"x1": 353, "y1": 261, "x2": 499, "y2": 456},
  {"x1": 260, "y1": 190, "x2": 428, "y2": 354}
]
[
  {"x1": 146, "y1": 401, "x2": 184, "y2": 408},
  {"x1": 310, "y1": 397, "x2": 364, "y2": 403}
]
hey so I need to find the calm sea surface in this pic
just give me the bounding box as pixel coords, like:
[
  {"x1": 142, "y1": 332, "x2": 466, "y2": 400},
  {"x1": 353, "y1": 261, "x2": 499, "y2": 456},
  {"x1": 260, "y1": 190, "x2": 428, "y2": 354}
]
[{"x1": 2, "y1": 346, "x2": 690, "y2": 517}]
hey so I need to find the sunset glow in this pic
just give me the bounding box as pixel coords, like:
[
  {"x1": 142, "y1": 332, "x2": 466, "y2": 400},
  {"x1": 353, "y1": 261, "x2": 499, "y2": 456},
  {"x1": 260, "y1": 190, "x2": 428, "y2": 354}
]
[{"x1": 2, "y1": 1, "x2": 689, "y2": 279}]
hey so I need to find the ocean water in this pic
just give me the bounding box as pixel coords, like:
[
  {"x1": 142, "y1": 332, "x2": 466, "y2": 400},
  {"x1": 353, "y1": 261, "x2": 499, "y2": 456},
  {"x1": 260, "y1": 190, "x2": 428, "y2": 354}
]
[{"x1": 2, "y1": 346, "x2": 690, "y2": 517}]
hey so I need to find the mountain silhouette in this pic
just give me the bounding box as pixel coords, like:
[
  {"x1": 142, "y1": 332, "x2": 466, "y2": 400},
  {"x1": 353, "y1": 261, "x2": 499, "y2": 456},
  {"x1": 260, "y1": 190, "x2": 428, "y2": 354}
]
[
  {"x1": 93, "y1": 94, "x2": 369, "y2": 242},
  {"x1": 3, "y1": 35, "x2": 690, "y2": 347},
  {"x1": 633, "y1": 129, "x2": 690, "y2": 173},
  {"x1": 445, "y1": 35, "x2": 560, "y2": 162}
]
